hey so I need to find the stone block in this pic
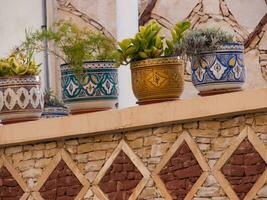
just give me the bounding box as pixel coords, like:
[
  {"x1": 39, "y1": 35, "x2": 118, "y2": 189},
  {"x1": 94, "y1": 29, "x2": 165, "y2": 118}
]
[
  {"x1": 45, "y1": 142, "x2": 57, "y2": 149},
  {"x1": 5, "y1": 146, "x2": 22, "y2": 155},
  {"x1": 221, "y1": 116, "x2": 245, "y2": 129},
  {"x1": 221, "y1": 127, "x2": 239, "y2": 137},
  {"x1": 22, "y1": 168, "x2": 42, "y2": 178},
  {"x1": 85, "y1": 160, "x2": 105, "y2": 172},
  {"x1": 33, "y1": 144, "x2": 45, "y2": 150},
  {"x1": 93, "y1": 142, "x2": 117, "y2": 151},
  {"x1": 35, "y1": 158, "x2": 51, "y2": 168},
  {"x1": 77, "y1": 143, "x2": 94, "y2": 154},
  {"x1": 44, "y1": 149, "x2": 58, "y2": 158},
  {"x1": 151, "y1": 144, "x2": 169, "y2": 157},
  {"x1": 203, "y1": 0, "x2": 220, "y2": 15},
  {"x1": 18, "y1": 160, "x2": 35, "y2": 171},
  {"x1": 88, "y1": 151, "x2": 106, "y2": 161},
  {"x1": 153, "y1": 126, "x2": 170, "y2": 135},
  {"x1": 161, "y1": 133, "x2": 177, "y2": 142},
  {"x1": 212, "y1": 138, "x2": 232, "y2": 151},
  {"x1": 172, "y1": 124, "x2": 183, "y2": 133},
  {"x1": 12, "y1": 152, "x2": 24, "y2": 162},
  {"x1": 255, "y1": 115, "x2": 267, "y2": 125},
  {"x1": 126, "y1": 129, "x2": 152, "y2": 140},
  {"x1": 189, "y1": 129, "x2": 219, "y2": 138},
  {"x1": 32, "y1": 150, "x2": 44, "y2": 159},
  {"x1": 144, "y1": 136, "x2": 161, "y2": 146},
  {"x1": 183, "y1": 122, "x2": 198, "y2": 129},
  {"x1": 199, "y1": 121, "x2": 221, "y2": 130},
  {"x1": 65, "y1": 139, "x2": 79, "y2": 146}
]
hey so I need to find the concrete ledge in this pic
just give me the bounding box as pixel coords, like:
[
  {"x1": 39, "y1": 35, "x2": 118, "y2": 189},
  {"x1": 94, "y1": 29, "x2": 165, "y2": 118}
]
[{"x1": 1, "y1": 88, "x2": 267, "y2": 146}]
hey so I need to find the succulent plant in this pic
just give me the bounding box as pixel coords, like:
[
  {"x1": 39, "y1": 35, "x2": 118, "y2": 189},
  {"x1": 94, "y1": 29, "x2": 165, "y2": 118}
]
[
  {"x1": 116, "y1": 20, "x2": 164, "y2": 66},
  {"x1": 44, "y1": 89, "x2": 66, "y2": 108},
  {"x1": 182, "y1": 27, "x2": 234, "y2": 56},
  {"x1": 0, "y1": 49, "x2": 41, "y2": 77},
  {"x1": 164, "y1": 21, "x2": 191, "y2": 57},
  {"x1": 116, "y1": 20, "x2": 191, "y2": 66}
]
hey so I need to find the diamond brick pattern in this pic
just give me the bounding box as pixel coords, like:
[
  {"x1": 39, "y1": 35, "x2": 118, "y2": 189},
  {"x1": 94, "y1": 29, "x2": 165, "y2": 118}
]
[
  {"x1": 99, "y1": 151, "x2": 143, "y2": 200},
  {"x1": 221, "y1": 139, "x2": 267, "y2": 200},
  {"x1": 39, "y1": 160, "x2": 83, "y2": 200},
  {"x1": 159, "y1": 142, "x2": 203, "y2": 200},
  {"x1": 0, "y1": 166, "x2": 24, "y2": 200}
]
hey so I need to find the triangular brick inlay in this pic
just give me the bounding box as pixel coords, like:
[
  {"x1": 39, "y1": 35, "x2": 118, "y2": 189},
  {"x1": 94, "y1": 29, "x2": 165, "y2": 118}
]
[
  {"x1": 99, "y1": 151, "x2": 143, "y2": 200},
  {"x1": 39, "y1": 160, "x2": 83, "y2": 200},
  {"x1": 221, "y1": 139, "x2": 267, "y2": 200},
  {"x1": 0, "y1": 166, "x2": 24, "y2": 199},
  {"x1": 159, "y1": 142, "x2": 203, "y2": 200}
]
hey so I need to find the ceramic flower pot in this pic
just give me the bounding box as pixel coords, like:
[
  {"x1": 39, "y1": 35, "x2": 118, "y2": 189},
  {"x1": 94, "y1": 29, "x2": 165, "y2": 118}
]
[
  {"x1": 191, "y1": 43, "x2": 246, "y2": 95},
  {"x1": 42, "y1": 106, "x2": 69, "y2": 118},
  {"x1": 0, "y1": 76, "x2": 44, "y2": 124},
  {"x1": 61, "y1": 61, "x2": 118, "y2": 114},
  {"x1": 130, "y1": 57, "x2": 185, "y2": 104}
]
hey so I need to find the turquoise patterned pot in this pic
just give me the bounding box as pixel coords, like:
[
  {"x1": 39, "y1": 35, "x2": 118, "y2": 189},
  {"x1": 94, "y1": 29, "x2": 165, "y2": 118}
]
[
  {"x1": 191, "y1": 43, "x2": 246, "y2": 95},
  {"x1": 61, "y1": 61, "x2": 118, "y2": 114}
]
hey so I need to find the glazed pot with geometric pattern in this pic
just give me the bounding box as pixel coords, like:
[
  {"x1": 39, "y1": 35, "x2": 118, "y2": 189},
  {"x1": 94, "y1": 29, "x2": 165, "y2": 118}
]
[
  {"x1": 0, "y1": 76, "x2": 44, "y2": 124},
  {"x1": 130, "y1": 57, "x2": 185, "y2": 105},
  {"x1": 61, "y1": 61, "x2": 118, "y2": 114},
  {"x1": 191, "y1": 43, "x2": 246, "y2": 96}
]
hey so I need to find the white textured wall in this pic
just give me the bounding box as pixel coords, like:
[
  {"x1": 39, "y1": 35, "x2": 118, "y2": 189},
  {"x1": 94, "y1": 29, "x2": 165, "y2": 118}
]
[
  {"x1": 0, "y1": 0, "x2": 45, "y2": 84},
  {"x1": 117, "y1": 0, "x2": 139, "y2": 108}
]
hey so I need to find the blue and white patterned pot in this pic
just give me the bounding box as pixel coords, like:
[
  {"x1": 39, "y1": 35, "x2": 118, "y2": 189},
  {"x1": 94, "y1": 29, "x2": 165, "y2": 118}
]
[
  {"x1": 61, "y1": 61, "x2": 118, "y2": 114},
  {"x1": 191, "y1": 43, "x2": 246, "y2": 94},
  {"x1": 42, "y1": 106, "x2": 69, "y2": 118},
  {"x1": 0, "y1": 76, "x2": 44, "y2": 123}
]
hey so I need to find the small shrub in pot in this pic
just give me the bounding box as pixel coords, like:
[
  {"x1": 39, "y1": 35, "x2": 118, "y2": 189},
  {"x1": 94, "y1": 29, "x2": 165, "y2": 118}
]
[
  {"x1": 0, "y1": 49, "x2": 43, "y2": 123},
  {"x1": 182, "y1": 28, "x2": 246, "y2": 95}
]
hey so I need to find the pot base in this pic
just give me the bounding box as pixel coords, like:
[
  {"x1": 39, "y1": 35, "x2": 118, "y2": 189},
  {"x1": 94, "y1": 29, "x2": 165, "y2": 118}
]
[
  {"x1": 70, "y1": 107, "x2": 112, "y2": 115},
  {"x1": 1, "y1": 116, "x2": 40, "y2": 125},
  {"x1": 137, "y1": 98, "x2": 179, "y2": 105},
  {"x1": 198, "y1": 88, "x2": 242, "y2": 96}
]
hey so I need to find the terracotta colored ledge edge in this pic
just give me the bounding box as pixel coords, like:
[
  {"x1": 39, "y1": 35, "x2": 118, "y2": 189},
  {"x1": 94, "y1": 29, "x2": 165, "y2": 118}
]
[{"x1": 1, "y1": 88, "x2": 267, "y2": 146}]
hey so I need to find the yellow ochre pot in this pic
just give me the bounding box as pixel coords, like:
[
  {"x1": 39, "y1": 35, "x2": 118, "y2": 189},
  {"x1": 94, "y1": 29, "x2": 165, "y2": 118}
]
[{"x1": 130, "y1": 57, "x2": 185, "y2": 105}]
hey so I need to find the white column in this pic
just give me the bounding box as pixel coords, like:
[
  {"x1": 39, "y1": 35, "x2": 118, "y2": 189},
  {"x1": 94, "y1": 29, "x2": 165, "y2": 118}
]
[{"x1": 116, "y1": 0, "x2": 138, "y2": 108}]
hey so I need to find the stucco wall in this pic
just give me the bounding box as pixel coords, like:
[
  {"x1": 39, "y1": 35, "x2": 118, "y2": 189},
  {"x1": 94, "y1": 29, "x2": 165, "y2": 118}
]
[{"x1": 0, "y1": 98, "x2": 266, "y2": 199}]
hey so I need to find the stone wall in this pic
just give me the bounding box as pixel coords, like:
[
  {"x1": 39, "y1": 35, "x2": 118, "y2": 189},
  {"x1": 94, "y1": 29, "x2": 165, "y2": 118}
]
[
  {"x1": 0, "y1": 112, "x2": 266, "y2": 199},
  {"x1": 139, "y1": 0, "x2": 267, "y2": 98}
]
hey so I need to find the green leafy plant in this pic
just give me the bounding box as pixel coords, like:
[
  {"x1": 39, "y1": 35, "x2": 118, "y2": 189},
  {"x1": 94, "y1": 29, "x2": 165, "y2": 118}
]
[
  {"x1": 44, "y1": 89, "x2": 66, "y2": 108},
  {"x1": 182, "y1": 27, "x2": 234, "y2": 57},
  {"x1": 165, "y1": 21, "x2": 191, "y2": 56},
  {"x1": 23, "y1": 21, "x2": 118, "y2": 76},
  {"x1": 116, "y1": 20, "x2": 190, "y2": 66},
  {"x1": 117, "y1": 21, "x2": 163, "y2": 66},
  {"x1": 0, "y1": 49, "x2": 41, "y2": 77}
]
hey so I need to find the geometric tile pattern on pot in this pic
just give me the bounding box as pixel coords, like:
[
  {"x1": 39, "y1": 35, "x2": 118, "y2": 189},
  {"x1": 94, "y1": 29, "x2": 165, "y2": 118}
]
[
  {"x1": 0, "y1": 156, "x2": 29, "y2": 200},
  {"x1": 33, "y1": 149, "x2": 90, "y2": 200},
  {"x1": 221, "y1": 139, "x2": 266, "y2": 200},
  {"x1": 152, "y1": 131, "x2": 210, "y2": 200},
  {"x1": 39, "y1": 160, "x2": 83, "y2": 200},
  {"x1": 99, "y1": 151, "x2": 143, "y2": 200},
  {"x1": 213, "y1": 127, "x2": 267, "y2": 200},
  {"x1": 92, "y1": 140, "x2": 150, "y2": 200},
  {"x1": 159, "y1": 142, "x2": 203, "y2": 199}
]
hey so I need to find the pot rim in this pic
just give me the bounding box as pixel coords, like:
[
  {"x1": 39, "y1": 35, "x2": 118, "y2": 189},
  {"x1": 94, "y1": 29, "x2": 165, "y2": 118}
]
[
  {"x1": 191, "y1": 42, "x2": 244, "y2": 55},
  {"x1": 130, "y1": 56, "x2": 184, "y2": 69},
  {"x1": 0, "y1": 75, "x2": 40, "y2": 80},
  {"x1": 60, "y1": 60, "x2": 115, "y2": 67}
]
